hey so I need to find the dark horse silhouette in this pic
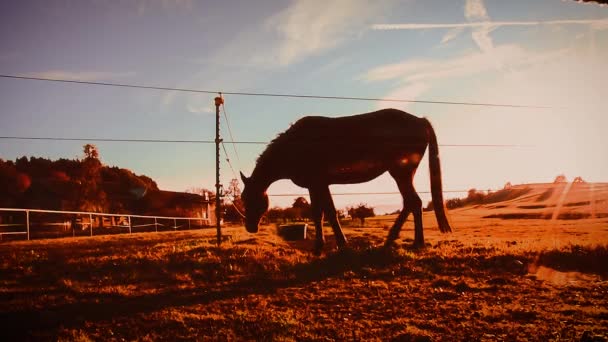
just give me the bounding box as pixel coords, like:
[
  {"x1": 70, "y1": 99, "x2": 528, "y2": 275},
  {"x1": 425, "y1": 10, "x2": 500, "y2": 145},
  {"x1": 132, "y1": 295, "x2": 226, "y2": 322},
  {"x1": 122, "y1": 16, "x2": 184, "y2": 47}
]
[{"x1": 240, "y1": 108, "x2": 452, "y2": 253}]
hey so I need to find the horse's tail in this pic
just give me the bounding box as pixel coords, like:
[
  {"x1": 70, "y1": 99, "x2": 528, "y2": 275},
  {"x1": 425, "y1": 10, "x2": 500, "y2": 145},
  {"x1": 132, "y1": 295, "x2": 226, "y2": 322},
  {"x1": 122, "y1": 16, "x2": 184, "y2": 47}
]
[{"x1": 423, "y1": 118, "x2": 452, "y2": 233}]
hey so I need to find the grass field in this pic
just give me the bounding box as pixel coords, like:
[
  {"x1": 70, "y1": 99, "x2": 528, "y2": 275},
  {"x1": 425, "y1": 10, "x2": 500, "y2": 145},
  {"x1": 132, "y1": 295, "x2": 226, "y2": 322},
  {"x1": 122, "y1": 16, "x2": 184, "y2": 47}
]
[{"x1": 1, "y1": 183, "x2": 607, "y2": 341}]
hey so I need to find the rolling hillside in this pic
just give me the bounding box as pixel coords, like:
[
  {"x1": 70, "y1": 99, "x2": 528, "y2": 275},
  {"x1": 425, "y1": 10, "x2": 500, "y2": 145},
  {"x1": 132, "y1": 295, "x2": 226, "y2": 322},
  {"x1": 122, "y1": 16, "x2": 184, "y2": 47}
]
[{"x1": 456, "y1": 182, "x2": 608, "y2": 221}]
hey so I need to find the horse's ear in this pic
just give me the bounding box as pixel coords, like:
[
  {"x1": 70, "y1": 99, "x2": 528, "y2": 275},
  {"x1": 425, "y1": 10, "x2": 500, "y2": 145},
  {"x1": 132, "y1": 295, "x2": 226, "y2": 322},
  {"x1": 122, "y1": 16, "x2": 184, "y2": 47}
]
[{"x1": 240, "y1": 171, "x2": 249, "y2": 184}]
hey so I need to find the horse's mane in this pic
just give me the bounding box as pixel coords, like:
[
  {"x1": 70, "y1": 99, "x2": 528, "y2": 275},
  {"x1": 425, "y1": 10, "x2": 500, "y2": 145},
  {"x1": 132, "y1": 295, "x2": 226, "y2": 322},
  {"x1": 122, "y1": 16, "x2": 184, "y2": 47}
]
[{"x1": 256, "y1": 122, "x2": 300, "y2": 166}]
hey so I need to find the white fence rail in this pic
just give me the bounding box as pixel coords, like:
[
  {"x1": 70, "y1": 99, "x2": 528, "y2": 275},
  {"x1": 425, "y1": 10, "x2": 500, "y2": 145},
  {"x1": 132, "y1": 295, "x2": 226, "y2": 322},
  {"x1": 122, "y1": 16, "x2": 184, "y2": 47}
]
[{"x1": 0, "y1": 207, "x2": 212, "y2": 241}]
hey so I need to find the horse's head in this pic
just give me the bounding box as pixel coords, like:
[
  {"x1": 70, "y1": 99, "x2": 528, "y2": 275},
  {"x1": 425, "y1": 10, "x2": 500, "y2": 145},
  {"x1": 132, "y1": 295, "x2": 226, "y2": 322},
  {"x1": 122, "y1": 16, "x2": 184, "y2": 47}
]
[{"x1": 240, "y1": 172, "x2": 269, "y2": 233}]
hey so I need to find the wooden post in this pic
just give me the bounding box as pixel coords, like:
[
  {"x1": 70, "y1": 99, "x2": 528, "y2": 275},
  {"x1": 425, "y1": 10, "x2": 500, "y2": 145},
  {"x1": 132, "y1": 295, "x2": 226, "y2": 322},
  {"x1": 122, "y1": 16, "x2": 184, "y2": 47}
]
[
  {"x1": 26, "y1": 210, "x2": 30, "y2": 241},
  {"x1": 174, "y1": 218, "x2": 177, "y2": 230},
  {"x1": 214, "y1": 95, "x2": 224, "y2": 246},
  {"x1": 89, "y1": 214, "x2": 93, "y2": 236},
  {"x1": 188, "y1": 219, "x2": 191, "y2": 230},
  {"x1": 128, "y1": 216, "x2": 132, "y2": 234},
  {"x1": 154, "y1": 217, "x2": 158, "y2": 232}
]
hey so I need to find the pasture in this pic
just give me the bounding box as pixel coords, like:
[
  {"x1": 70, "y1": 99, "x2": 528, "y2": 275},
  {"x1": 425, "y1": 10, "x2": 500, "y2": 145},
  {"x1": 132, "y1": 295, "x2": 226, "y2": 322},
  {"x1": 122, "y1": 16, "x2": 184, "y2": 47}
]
[{"x1": 1, "y1": 184, "x2": 608, "y2": 341}]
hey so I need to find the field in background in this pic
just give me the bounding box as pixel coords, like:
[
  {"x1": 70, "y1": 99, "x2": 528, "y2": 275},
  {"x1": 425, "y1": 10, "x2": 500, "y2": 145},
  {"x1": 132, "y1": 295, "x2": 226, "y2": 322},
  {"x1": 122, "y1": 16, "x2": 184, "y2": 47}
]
[{"x1": 1, "y1": 183, "x2": 607, "y2": 340}]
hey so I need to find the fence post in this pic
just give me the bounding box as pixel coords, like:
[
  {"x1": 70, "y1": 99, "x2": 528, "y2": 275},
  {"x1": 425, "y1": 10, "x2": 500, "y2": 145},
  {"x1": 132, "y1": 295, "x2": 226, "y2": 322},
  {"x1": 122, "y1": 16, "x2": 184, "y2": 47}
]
[
  {"x1": 26, "y1": 210, "x2": 30, "y2": 241},
  {"x1": 174, "y1": 218, "x2": 177, "y2": 230},
  {"x1": 188, "y1": 219, "x2": 191, "y2": 230},
  {"x1": 90, "y1": 214, "x2": 93, "y2": 237},
  {"x1": 128, "y1": 216, "x2": 132, "y2": 234},
  {"x1": 154, "y1": 217, "x2": 158, "y2": 232}
]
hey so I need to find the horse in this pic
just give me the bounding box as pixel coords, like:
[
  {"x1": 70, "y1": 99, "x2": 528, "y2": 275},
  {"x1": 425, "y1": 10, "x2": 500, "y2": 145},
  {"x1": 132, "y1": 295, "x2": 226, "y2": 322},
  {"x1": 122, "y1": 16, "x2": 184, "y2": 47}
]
[{"x1": 240, "y1": 108, "x2": 452, "y2": 253}]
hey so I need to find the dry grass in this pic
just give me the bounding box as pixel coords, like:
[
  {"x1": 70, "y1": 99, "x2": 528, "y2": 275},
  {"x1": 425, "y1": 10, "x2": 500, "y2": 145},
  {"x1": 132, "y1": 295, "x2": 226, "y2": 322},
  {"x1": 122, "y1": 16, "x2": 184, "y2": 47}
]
[
  {"x1": 1, "y1": 183, "x2": 608, "y2": 340},
  {"x1": 1, "y1": 215, "x2": 607, "y2": 341}
]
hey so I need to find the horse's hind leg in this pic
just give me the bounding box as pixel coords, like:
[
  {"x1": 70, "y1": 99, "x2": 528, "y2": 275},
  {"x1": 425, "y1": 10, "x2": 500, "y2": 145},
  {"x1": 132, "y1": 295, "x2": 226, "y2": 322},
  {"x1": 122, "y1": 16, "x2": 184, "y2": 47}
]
[
  {"x1": 385, "y1": 207, "x2": 411, "y2": 245},
  {"x1": 386, "y1": 167, "x2": 424, "y2": 248}
]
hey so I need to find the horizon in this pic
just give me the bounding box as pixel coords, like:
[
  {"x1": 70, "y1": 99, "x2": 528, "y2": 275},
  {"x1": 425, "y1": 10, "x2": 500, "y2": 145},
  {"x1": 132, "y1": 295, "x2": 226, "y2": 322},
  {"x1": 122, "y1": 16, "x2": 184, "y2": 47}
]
[{"x1": 1, "y1": 0, "x2": 607, "y2": 212}]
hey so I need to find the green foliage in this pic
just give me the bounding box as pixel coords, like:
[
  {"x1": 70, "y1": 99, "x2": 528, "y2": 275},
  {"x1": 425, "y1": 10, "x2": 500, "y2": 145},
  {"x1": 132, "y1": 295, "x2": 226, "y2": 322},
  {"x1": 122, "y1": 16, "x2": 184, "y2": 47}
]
[
  {"x1": 83, "y1": 144, "x2": 99, "y2": 160},
  {"x1": 0, "y1": 146, "x2": 170, "y2": 213},
  {"x1": 291, "y1": 197, "x2": 311, "y2": 221},
  {"x1": 348, "y1": 203, "x2": 375, "y2": 226},
  {"x1": 262, "y1": 198, "x2": 312, "y2": 224}
]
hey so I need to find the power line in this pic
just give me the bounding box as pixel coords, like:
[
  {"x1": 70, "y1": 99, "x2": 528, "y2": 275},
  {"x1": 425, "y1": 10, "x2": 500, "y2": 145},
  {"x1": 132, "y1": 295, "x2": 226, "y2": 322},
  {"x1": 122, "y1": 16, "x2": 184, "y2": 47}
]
[
  {"x1": 267, "y1": 184, "x2": 607, "y2": 197},
  {"x1": 219, "y1": 141, "x2": 246, "y2": 220},
  {"x1": 0, "y1": 136, "x2": 533, "y2": 148},
  {"x1": 220, "y1": 142, "x2": 237, "y2": 177},
  {"x1": 0, "y1": 136, "x2": 215, "y2": 144},
  {"x1": 268, "y1": 190, "x2": 469, "y2": 197},
  {"x1": 0, "y1": 74, "x2": 552, "y2": 108},
  {"x1": 221, "y1": 101, "x2": 242, "y2": 168}
]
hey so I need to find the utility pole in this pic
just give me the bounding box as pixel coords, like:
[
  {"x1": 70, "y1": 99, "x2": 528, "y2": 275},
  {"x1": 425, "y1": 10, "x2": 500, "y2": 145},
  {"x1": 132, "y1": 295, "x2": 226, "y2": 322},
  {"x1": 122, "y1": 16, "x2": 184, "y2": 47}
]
[{"x1": 214, "y1": 94, "x2": 224, "y2": 246}]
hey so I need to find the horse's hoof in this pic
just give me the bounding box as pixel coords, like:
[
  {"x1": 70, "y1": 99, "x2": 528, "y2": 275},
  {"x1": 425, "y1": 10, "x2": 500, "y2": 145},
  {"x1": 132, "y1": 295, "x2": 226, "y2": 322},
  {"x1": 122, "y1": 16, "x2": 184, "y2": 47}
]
[
  {"x1": 336, "y1": 244, "x2": 352, "y2": 254},
  {"x1": 384, "y1": 239, "x2": 396, "y2": 249},
  {"x1": 412, "y1": 241, "x2": 426, "y2": 249},
  {"x1": 313, "y1": 243, "x2": 324, "y2": 256}
]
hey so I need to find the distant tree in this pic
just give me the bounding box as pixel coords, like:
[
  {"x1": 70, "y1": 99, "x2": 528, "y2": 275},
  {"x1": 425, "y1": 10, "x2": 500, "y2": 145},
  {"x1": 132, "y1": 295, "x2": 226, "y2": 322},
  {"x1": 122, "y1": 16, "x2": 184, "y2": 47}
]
[
  {"x1": 83, "y1": 144, "x2": 99, "y2": 160},
  {"x1": 185, "y1": 187, "x2": 214, "y2": 201},
  {"x1": 283, "y1": 207, "x2": 298, "y2": 222},
  {"x1": 138, "y1": 174, "x2": 159, "y2": 190},
  {"x1": 75, "y1": 144, "x2": 107, "y2": 212},
  {"x1": 446, "y1": 198, "x2": 464, "y2": 209},
  {"x1": 225, "y1": 178, "x2": 241, "y2": 202},
  {"x1": 14, "y1": 156, "x2": 29, "y2": 173},
  {"x1": 0, "y1": 159, "x2": 21, "y2": 206},
  {"x1": 573, "y1": 176, "x2": 585, "y2": 183},
  {"x1": 553, "y1": 174, "x2": 567, "y2": 184},
  {"x1": 292, "y1": 197, "x2": 311, "y2": 221},
  {"x1": 15, "y1": 173, "x2": 31, "y2": 193},
  {"x1": 348, "y1": 204, "x2": 375, "y2": 226},
  {"x1": 267, "y1": 207, "x2": 285, "y2": 223},
  {"x1": 223, "y1": 197, "x2": 245, "y2": 223},
  {"x1": 503, "y1": 182, "x2": 512, "y2": 190},
  {"x1": 466, "y1": 188, "x2": 486, "y2": 204}
]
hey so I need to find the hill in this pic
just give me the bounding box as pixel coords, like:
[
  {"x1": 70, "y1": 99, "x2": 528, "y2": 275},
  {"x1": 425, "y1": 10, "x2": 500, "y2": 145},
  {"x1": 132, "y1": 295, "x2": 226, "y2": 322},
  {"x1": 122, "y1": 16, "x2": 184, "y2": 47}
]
[{"x1": 454, "y1": 182, "x2": 608, "y2": 221}]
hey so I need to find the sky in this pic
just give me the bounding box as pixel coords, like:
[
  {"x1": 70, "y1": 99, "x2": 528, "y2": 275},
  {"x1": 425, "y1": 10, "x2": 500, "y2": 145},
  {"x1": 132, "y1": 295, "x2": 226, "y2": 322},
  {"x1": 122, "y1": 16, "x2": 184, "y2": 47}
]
[{"x1": 1, "y1": 0, "x2": 607, "y2": 213}]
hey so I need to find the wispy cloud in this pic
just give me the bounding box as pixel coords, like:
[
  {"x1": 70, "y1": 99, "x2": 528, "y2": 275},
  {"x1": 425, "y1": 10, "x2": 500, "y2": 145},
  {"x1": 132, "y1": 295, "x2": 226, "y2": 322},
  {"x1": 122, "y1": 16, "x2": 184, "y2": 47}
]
[
  {"x1": 21, "y1": 70, "x2": 135, "y2": 82},
  {"x1": 372, "y1": 0, "x2": 608, "y2": 53},
  {"x1": 441, "y1": 27, "x2": 464, "y2": 44},
  {"x1": 265, "y1": 0, "x2": 392, "y2": 66},
  {"x1": 186, "y1": 104, "x2": 213, "y2": 115},
  {"x1": 371, "y1": 18, "x2": 608, "y2": 30},
  {"x1": 375, "y1": 82, "x2": 431, "y2": 110},
  {"x1": 465, "y1": 0, "x2": 489, "y2": 21},
  {"x1": 206, "y1": 0, "x2": 394, "y2": 68},
  {"x1": 360, "y1": 44, "x2": 568, "y2": 84}
]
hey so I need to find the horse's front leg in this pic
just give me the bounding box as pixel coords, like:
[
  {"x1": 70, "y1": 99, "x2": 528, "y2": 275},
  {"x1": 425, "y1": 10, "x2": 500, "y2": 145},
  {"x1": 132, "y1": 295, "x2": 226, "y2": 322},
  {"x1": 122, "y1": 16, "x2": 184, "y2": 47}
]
[
  {"x1": 309, "y1": 190, "x2": 325, "y2": 255},
  {"x1": 319, "y1": 189, "x2": 347, "y2": 249}
]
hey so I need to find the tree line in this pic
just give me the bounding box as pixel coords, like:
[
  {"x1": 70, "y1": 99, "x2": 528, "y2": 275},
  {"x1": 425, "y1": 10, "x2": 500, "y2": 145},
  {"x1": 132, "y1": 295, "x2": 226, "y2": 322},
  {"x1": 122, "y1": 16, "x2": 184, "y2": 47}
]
[{"x1": 0, "y1": 144, "x2": 162, "y2": 214}]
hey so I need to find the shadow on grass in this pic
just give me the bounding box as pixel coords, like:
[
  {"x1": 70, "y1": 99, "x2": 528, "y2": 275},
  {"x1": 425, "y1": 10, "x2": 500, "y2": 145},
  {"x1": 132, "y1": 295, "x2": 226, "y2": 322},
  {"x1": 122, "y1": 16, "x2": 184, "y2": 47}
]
[
  {"x1": 537, "y1": 245, "x2": 608, "y2": 276},
  {"x1": 1, "y1": 238, "x2": 606, "y2": 340},
  {"x1": 0, "y1": 239, "x2": 412, "y2": 340}
]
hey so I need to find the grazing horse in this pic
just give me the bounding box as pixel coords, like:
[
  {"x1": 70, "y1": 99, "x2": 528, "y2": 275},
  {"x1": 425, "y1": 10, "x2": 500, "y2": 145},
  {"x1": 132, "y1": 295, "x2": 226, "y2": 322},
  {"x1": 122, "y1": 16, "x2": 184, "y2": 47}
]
[{"x1": 240, "y1": 108, "x2": 452, "y2": 253}]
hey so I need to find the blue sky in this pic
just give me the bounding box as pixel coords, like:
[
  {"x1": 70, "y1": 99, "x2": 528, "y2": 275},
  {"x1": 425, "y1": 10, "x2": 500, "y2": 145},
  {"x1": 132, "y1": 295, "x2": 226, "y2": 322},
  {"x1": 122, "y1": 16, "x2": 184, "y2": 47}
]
[{"x1": 1, "y1": 0, "x2": 607, "y2": 212}]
